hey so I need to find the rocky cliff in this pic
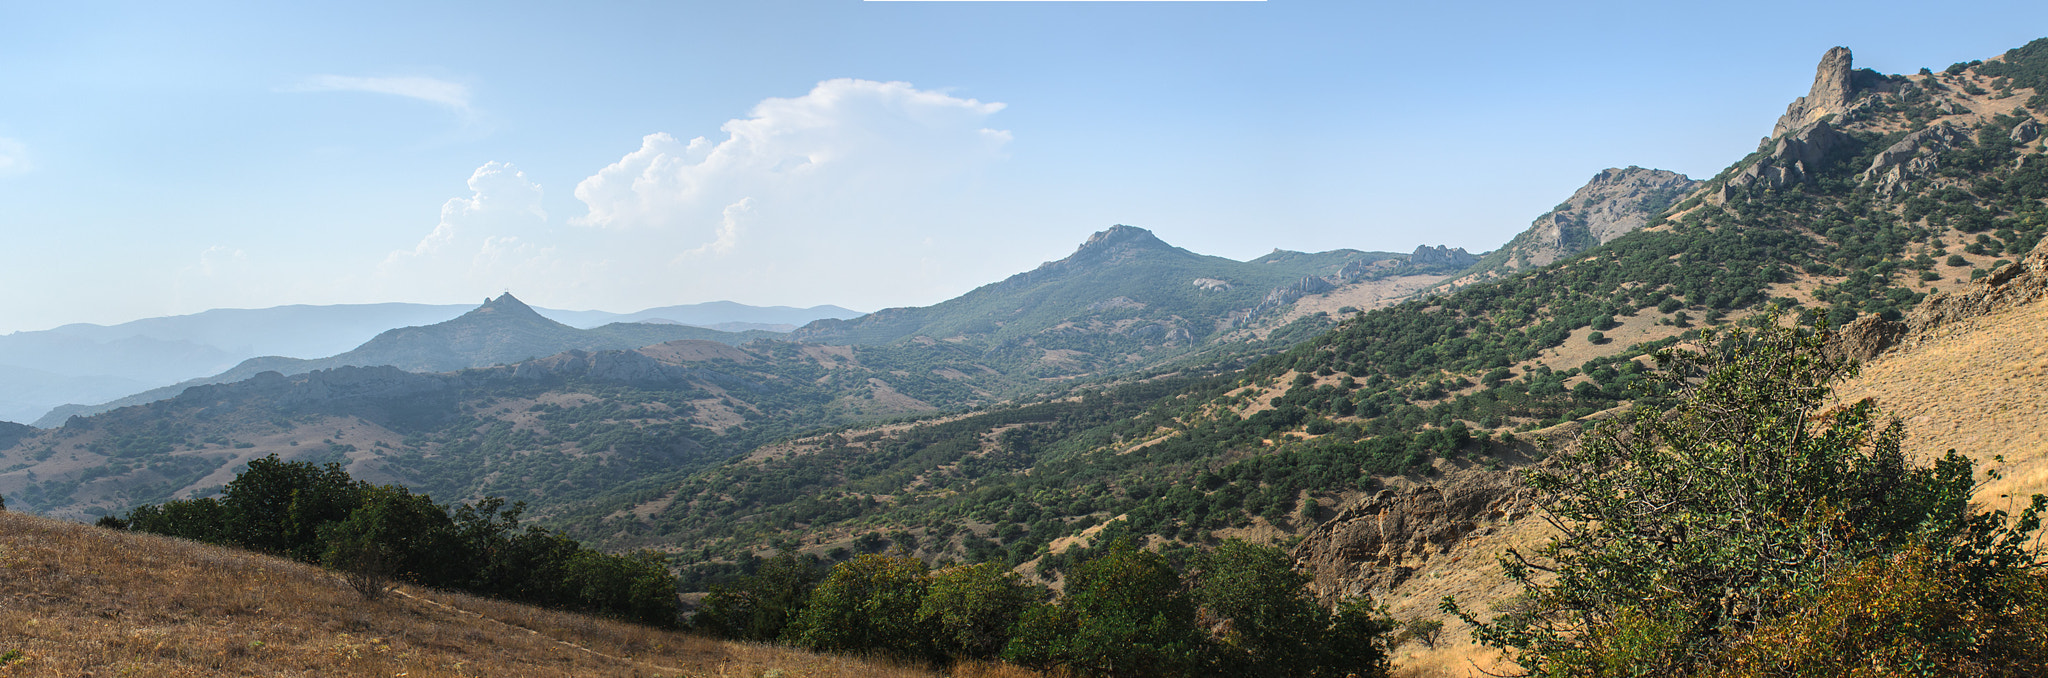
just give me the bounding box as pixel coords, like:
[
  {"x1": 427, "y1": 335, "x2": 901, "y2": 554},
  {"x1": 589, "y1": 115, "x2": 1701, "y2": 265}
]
[{"x1": 1458, "y1": 166, "x2": 1698, "y2": 280}]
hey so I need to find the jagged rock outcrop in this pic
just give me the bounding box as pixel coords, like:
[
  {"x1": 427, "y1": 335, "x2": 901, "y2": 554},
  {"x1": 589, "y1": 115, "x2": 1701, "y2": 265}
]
[
  {"x1": 1243, "y1": 276, "x2": 1338, "y2": 321},
  {"x1": 1723, "y1": 121, "x2": 1851, "y2": 199},
  {"x1": 1775, "y1": 47, "x2": 1857, "y2": 137},
  {"x1": 1465, "y1": 167, "x2": 1697, "y2": 278},
  {"x1": 1291, "y1": 470, "x2": 1530, "y2": 602},
  {"x1": 1830, "y1": 244, "x2": 2048, "y2": 362},
  {"x1": 1830, "y1": 314, "x2": 1907, "y2": 362},
  {"x1": 1407, "y1": 245, "x2": 1479, "y2": 270},
  {"x1": 1863, "y1": 124, "x2": 1972, "y2": 196},
  {"x1": 2013, "y1": 119, "x2": 2042, "y2": 145}
]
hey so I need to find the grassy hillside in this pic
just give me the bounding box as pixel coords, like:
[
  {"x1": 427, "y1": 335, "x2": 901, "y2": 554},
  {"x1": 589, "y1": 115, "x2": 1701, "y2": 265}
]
[
  {"x1": 574, "y1": 41, "x2": 2048, "y2": 595},
  {"x1": 0, "y1": 510, "x2": 1025, "y2": 677}
]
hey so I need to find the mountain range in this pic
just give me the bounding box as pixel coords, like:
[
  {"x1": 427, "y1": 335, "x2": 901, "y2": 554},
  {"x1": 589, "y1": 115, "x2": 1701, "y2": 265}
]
[
  {"x1": 0, "y1": 300, "x2": 862, "y2": 426},
  {"x1": 9, "y1": 36, "x2": 2048, "y2": 676}
]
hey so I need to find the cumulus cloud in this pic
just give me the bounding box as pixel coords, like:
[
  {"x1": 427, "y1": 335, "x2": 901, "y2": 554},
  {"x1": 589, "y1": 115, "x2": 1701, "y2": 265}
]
[
  {"x1": 374, "y1": 79, "x2": 1018, "y2": 311},
  {"x1": 573, "y1": 78, "x2": 1010, "y2": 243},
  {"x1": 0, "y1": 138, "x2": 31, "y2": 177},
  {"x1": 374, "y1": 162, "x2": 564, "y2": 298},
  {"x1": 285, "y1": 75, "x2": 473, "y2": 110},
  {"x1": 392, "y1": 162, "x2": 547, "y2": 260}
]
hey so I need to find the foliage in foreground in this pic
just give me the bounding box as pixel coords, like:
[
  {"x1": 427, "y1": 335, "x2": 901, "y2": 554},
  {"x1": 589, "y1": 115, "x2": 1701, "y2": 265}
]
[
  {"x1": 108, "y1": 455, "x2": 678, "y2": 627},
  {"x1": 1448, "y1": 320, "x2": 2048, "y2": 676},
  {"x1": 695, "y1": 540, "x2": 1392, "y2": 677}
]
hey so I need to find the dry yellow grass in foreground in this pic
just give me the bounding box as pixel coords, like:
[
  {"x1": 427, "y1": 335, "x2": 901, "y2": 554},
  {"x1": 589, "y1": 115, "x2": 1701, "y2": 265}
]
[{"x1": 0, "y1": 511, "x2": 1038, "y2": 678}]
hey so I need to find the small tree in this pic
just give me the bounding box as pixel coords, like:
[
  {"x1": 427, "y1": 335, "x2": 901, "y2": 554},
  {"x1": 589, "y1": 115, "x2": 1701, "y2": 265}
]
[
  {"x1": 789, "y1": 553, "x2": 935, "y2": 660},
  {"x1": 1397, "y1": 618, "x2": 1445, "y2": 650},
  {"x1": 1448, "y1": 320, "x2": 2045, "y2": 675},
  {"x1": 919, "y1": 562, "x2": 1039, "y2": 660},
  {"x1": 1004, "y1": 540, "x2": 1204, "y2": 677},
  {"x1": 691, "y1": 552, "x2": 824, "y2": 642}
]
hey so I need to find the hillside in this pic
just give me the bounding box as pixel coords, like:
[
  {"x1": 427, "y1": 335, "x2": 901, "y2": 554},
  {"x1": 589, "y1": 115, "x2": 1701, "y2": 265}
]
[
  {"x1": 790, "y1": 225, "x2": 1464, "y2": 351},
  {"x1": 560, "y1": 39, "x2": 2048, "y2": 612},
  {"x1": 0, "y1": 510, "x2": 1011, "y2": 677},
  {"x1": 1451, "y1": 166, "x2": 1698, "y2": 283}
]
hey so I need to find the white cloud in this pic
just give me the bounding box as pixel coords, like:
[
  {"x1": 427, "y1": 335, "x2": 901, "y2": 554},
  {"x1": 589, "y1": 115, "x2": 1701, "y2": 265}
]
[
  {"x1": 285, "y1": 75, "x2": 473, "y2": 111},
  {"x1": 392, "y1": 161, "x2": 547, "y2": 260},
  {"x1": 0, "y1": 138, "x2": 31, "y2": 177},
  {"x1": 373, "y1": 79, "x2": 1020, "y2": 312},
  {"x1": 572, "y1": 78, "x2": 1010, "y2": 241}
]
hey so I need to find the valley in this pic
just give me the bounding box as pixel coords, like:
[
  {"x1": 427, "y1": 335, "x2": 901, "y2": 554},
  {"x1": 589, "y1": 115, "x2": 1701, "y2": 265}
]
[{"x1": 7, "y1": 30, "x2": 2048, "y2": 678}]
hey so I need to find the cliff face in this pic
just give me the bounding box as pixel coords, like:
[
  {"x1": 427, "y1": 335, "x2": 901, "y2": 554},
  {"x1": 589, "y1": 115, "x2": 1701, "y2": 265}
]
[
  {"x1": 1774, "y1": 46, "x2": 1857, "y2": 137},
  {"x1": 1459, "y1": 166, "x2": 1698, "y2": 280}
]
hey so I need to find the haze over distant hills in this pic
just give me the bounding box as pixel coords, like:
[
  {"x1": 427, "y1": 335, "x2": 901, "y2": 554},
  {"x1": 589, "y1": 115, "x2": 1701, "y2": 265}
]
[{"x1": 0, "y1": 300, "x2": 863, "y2": 426}]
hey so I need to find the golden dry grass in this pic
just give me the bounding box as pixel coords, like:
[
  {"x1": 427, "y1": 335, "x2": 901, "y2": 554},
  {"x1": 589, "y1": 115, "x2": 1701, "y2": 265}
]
[
  {"x1": 0, "y1": 511, "x2": 1039, "y2": 678},
  {"x1": 1835, "y1": 295, "x2": 2048, "y2": 506}
]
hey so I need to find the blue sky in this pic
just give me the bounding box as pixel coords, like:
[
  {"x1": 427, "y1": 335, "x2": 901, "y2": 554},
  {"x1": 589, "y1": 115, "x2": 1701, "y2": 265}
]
[{"x1": 3, "y1": 1, "x2": 2046, "y2": 333}]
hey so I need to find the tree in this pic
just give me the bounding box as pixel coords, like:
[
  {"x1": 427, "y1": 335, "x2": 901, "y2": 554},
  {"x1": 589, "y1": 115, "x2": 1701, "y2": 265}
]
[
  {"x1": 319, "y1": 484, "x2": 461, "y2": 598},
  {"x1": 1448, "y1": 320, "x2": 2046, "y2": 676},
  {"x1": 1004, "y1": 540, "x2": 1204, "y2": 677},
  {"x1": 1193, "y1": 539, "x2": 1394, "y2": 678},
  {"x1": 919, "y1": 562, "x2": 1040, "y2": 660},
  {"x1": 220, "y1": 455, "x2": 365, "y2": 560},
  {"x1": 692, "y1": 552, "x2": 825, "y2": 642},
  {"x1": 789, "y1": 553, "x2": 934, "y2": 660}
]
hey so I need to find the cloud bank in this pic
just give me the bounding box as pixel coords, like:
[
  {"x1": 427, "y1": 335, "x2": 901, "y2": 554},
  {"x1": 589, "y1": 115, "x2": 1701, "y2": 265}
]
[{"x1": 379, "y1": 79, "x2": 1017, "y2": 311}]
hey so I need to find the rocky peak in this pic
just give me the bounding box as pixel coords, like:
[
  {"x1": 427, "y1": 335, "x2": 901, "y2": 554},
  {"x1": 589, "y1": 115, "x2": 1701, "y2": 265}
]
[
  {"x1": 1775, "y1": 46, "x2": 1857, "y2": 137},
  {"x1": 472, "y1": 292, "x2": 540, "y2": 318},
  {"x1": 1464, "y1": 167, "x2": 1698, "y2": 278},
  {"x1": 1408, "y1": 245, "x2": 1479, "y2": 269},
  {"x1": 1074, "y1": 225, "x2": 1169, "y2": 255}
]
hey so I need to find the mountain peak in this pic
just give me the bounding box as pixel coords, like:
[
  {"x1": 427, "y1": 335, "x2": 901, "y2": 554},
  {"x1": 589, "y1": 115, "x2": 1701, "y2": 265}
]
[
  {"x1": 1775, "y1": 46, "x2": 1856, "y2": 137},
  {"x1": 472, "y1": 293, "x2": 541, "y2": 318},
  {"x1": 1076, "y1": 225, "x2": 1170, "y2": 254}
]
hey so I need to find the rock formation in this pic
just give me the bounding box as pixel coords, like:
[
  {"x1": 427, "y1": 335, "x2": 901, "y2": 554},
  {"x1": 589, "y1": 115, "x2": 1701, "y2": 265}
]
[
  {"x1": 1862, "y1": 124, "x2": 1971, "y2": 196},
  {"x1": 1291, "y1": 468, "x2": 1529, "y2": 602},
  {"x1": 1467, "y1": 167, "x2": 1697, "y2": 278},
  {"x1": 1723, "y1": 120, "x2": 1851, "y2": 199},
  {"x1": 1406, "y1": 244, "x2": 1479, "y2": 270},
  {"x1": 1774, "y1": 46, "x2": 1857, "y2": 137},
  {"x1": 1829, "y1": 240, "x2": 2048, "y2": 362}
]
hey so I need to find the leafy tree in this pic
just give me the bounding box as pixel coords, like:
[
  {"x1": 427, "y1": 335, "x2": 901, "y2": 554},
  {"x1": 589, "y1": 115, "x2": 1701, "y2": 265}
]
[
  {"x1": 789, "y1": 553, "x2": 935, "y2": 660},
  {"x1": 1714, "y1": 546, "x2": 2048, "y2": 677},
  {"x1": 691, "y1": 552, "x2": 826, "y2": 641},
  {"x1": 1192, "y1": 539, "x2": 1393, "y2": 678},
  {"x1": 221, "y1": 455, "x2": 366, "y2": 560},
  {"x1": 919, "y1": 562, "x2": 1040, "y2": 660},
  {"x1": 319, "y1": 484, "x2": 461, "y2": 597},
  {"x1": 1449, "y1": 320, "x2": 2046, "y2": 676},
  {"x1": 1004, "y1": 540, "x2": 1204, "y2": 677}
]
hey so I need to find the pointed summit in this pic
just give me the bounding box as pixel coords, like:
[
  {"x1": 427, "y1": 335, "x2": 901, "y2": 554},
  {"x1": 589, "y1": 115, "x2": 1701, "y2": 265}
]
[
  {"x1": 472, "y1": 292, "x2": 541, "y2": 318},
  {"x1": 1774, "y1": 46, "x2": 1857, "y2": 137}
]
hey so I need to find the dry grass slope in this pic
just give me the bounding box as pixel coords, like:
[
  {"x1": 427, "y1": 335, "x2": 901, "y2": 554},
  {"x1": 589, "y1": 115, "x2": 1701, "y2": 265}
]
[{"x1": 0, "y1": 511, "x2": 1036, "y2": 678}]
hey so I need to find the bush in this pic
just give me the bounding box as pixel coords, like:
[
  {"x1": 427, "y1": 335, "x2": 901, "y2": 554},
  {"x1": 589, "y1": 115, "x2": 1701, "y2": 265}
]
[
  {"x1": 920, "y1": 562, "x2": 1040, "y2": 660},
  {"x1": 1004, "y1": 540, "x2": 1204, "y2": 676},
  {"x1": 790, "y1": 554, "x2": 935, "y2": 661},
  {"x1": 1714, "y1": 546, "x2": 2048, "y2": 677},
  {"x1": 1451, "y1": 320, "x2": 2047, "y2": 675}
]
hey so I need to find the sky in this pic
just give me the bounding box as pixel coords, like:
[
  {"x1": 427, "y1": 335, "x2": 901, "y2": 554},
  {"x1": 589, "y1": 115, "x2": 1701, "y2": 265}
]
[{"x1": 3, "y1": 1, "x2": 2047, "y2": 333}]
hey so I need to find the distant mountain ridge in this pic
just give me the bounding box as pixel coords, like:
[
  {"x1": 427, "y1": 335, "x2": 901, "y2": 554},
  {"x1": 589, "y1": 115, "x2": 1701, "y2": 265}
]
[
  {"x1": 0, "y1": 299, "x2": 860, "y2": 426},
  {"x1": 790, "y1": 224, "x2": 1442, "y2": 349},
  {"x1": 31, "y1": 295, "x2": 783, "y2": 427}
]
